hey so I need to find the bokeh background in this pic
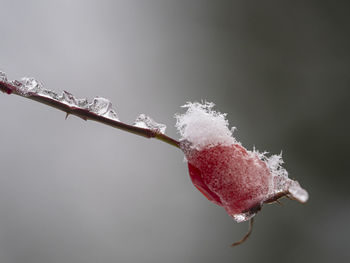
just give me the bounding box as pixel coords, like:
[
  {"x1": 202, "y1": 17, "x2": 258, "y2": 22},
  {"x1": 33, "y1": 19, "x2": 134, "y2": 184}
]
[{"x1": 0, "y1": 0, "x2": 349, "y2": 262}]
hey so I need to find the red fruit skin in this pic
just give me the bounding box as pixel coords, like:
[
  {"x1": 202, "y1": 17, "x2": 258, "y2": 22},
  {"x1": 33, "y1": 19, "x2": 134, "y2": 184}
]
[{"x1": 186, "y1": 144, "x2": 272, "y2": 216}]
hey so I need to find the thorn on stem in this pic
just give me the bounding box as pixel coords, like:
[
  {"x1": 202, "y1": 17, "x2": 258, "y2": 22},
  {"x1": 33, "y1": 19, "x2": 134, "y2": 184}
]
[
  {"x1": 231, "y1": 218, "x2": 254, "y2": 247},
  {"x1": 65, "y1": 112, "x2": 70, "y2": 120}
]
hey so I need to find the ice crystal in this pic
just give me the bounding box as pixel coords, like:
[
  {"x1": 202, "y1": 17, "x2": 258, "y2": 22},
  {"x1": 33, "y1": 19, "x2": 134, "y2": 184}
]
[
  {"x1": 0, "y1": 70, "x2": 120, "y2": 121},
  {"x1": 87, "y1": 97, "x2": 119, "y2": 120},
  {"x1": 233, "y1": 212, "x2": 255, "y2": 223},
  {"x1": 76, "y1": 98, "x2": 89, "y2": 109},
  {"x1": 134, "y1": 114, "x2": 166, "y2": 134},
  {"x1": 19, "y1": 77, "x2": 43, "y2": 95},
  {"x1": 39, "y1": 89, "x2": 60, "y2": 100},
  {"x1": 106, "y1": 109, "x2": 119, "y2": 120},
  {"x1": 0, "y1": 71, "x2": 7, "y2": 82},
  {"x1": 89, "y1": 97, "x2": 112, "y2": 115},
  {"x1": 60, "y1": 91, "x2": 77, "y2": 106}
]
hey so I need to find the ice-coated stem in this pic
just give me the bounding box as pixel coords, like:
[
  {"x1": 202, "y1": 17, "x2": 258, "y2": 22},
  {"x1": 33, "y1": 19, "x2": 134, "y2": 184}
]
[{"x1": 0, "y1": 76, "x2": 180, "y2": 149}]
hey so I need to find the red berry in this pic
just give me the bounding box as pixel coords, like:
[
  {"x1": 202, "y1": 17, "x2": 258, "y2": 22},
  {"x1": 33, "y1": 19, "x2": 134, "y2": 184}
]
[{"x1": 185, "y1": 144, "x2": 271, "y2": 216}]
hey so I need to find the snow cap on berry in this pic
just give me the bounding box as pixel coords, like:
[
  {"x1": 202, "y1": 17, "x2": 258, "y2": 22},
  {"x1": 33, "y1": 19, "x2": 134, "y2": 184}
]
[{"x1": 175, "y1": 102, "x2": 238, "y2": 151}]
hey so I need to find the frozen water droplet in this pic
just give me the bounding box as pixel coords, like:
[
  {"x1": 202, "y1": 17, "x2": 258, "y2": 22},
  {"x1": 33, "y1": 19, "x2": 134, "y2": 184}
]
[
  {"x1": 60, "y1": 91, "x2": 77, "y2": 106},
  {"x1": 272, "y1": 174, "x2": 289, "y2": 194},
  {"x1": 0, "y1": 71, "x2": 7, "y2": 82},
  {"x1": 269, "y1": 175, "x2": 308, "y2": 203},
  {"x1": 18, "y1": 77, "x2": 43, "y2": 95},
  {"x1": 232, "y1": 212, "x2": 255, "y2": 223},
  {"x1": 133, "y1": 114, "x2": 166, "y2": 134},
  {"x1": 76, "y1": 98, "x2": 89, "y2": 109},
  {"x1": 105, "y1": 109, "x2": 119, "y2": 121},
  {"x1": 89, "y1": 97, "x2": 112, "y2": 115},
  {"x1": 288, "y1": 181, "x2": 309, "y2": 203},
  {"x1": 232, "y1": 214, "x2": 247, "y2": 223},
  {"x1": 11, "y1": 80, "x2": 22, "y2": 87},
  {"x1": 39, "y1": 89, "x2": 60, "y2": 100}
]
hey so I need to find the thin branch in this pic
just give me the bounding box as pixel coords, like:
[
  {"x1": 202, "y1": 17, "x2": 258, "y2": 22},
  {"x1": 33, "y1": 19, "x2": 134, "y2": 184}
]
[
  {"x1": 0, "y1": 78, "x2": 180, "y2": 149},
  {"x1": 263, "y1": 191, "x2": 289, "y2": 205}
]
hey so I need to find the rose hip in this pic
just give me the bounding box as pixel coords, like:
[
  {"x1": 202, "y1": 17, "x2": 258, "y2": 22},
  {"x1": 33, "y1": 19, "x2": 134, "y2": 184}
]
[
  {"x1": 185, "y1": 144, "x2": 272, "y2": 216},
  {"x1": 176, "y1": 102, "x2": 308, "y2": 225}
]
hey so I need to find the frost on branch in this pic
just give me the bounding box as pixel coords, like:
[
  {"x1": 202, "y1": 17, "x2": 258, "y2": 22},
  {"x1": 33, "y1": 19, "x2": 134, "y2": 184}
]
[
  {"x1": 89, "y1": 97, "x2": 119, "y2": 120},
  {"x1": 0, "y1": 70, "x2": 175, "y2": 145},
  {"x1": 20, "y1": 77, "x2": 44, "y2": 94},
  {"x1": 133, "y1": 114, "x2": 166, "y2": 134},
  {"x1": 0, "y1": 71, "x2": 121, "y2": 121},
  {"x1": 176, "y1": 102, "x2": 309, "y2": 222}
]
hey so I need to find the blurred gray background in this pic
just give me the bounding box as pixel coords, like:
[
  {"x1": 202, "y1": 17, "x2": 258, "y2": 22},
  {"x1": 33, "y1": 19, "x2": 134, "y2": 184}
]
[{"x1": 0, "y1": 0, "x2": 349, "y2": 262}]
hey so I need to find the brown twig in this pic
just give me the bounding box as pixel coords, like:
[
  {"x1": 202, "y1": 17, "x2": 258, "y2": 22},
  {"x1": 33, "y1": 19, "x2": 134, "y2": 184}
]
[
  {"x1": 0, "y1": 79, "x2": 180, "y2": 149},
  {"x1": 231, "y1": 218, "x2": 255, "y2": 247}
]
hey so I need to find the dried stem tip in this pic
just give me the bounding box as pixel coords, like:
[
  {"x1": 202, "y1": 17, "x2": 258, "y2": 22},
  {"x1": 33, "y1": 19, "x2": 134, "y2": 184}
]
[{"x1": 231, "y1": 218, "x2": 254, "y2": 247}]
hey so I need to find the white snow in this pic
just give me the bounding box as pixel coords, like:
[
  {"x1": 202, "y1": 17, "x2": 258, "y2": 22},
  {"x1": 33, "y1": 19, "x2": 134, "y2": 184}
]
[
  {"x1": 134, "y1": 114, "x2": 166, "y2": 134},
  {"x1": 175, "y1": 102, "x2": 237, "y2": 151}
]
